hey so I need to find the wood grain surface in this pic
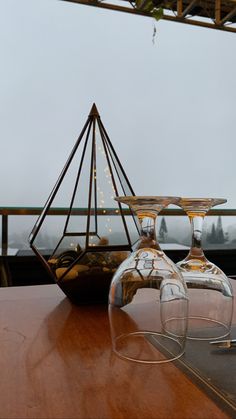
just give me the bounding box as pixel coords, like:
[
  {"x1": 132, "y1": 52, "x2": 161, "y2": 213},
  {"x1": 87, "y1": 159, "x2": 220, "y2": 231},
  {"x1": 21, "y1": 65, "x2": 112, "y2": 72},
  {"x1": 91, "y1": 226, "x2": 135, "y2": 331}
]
[{"x1": 0, "y1": 282, "x2": 234, "y2": 419}]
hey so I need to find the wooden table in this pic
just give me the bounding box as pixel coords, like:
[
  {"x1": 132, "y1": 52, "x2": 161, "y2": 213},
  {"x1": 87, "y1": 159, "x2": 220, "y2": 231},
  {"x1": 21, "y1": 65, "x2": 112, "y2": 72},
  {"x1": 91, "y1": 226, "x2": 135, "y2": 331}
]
[{"x1": 0, "y1": 283, "x2": 235, "y2": 419}]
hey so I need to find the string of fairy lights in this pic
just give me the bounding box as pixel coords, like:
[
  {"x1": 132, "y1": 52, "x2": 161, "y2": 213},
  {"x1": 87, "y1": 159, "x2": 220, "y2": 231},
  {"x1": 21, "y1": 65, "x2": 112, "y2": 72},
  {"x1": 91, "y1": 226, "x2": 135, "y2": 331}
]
[
  {"x1": 67, "y1": 129, "x2": 120, "y2": 250},
  {"x1": 88, "y1": 135, "x2": 119, "y2": 246}
]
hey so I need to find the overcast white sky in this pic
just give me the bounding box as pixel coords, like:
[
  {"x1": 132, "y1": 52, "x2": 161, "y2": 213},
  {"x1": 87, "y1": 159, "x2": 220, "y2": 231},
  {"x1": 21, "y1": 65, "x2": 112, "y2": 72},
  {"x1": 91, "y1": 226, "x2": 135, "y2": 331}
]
[{"x1": 1, "y1": 0, "x2": 236, "y2": 209}]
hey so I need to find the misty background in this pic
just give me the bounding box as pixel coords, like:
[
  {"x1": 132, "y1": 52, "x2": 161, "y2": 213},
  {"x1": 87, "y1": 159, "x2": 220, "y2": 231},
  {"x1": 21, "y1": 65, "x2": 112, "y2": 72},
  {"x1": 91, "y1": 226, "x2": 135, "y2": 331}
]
[{"x1": 1, "y1": 0, "x2": 236, "y2": 250}]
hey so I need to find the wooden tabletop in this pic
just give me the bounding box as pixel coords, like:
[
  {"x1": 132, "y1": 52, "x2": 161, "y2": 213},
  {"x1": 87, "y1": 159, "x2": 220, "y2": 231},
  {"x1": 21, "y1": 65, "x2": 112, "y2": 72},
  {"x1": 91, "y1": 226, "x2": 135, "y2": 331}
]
[{"x1": 0, "y1": 283, "x2": 234, "y2": 419}]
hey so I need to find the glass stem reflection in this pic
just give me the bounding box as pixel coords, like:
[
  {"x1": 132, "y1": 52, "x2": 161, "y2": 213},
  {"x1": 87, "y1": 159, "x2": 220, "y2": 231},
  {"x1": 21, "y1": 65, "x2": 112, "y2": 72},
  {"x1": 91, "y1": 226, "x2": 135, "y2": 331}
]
[
  {"x1": 187, "y1": 214, "x2": 207, "y2": 262},
  {"x1": 136, "y1": 210, "x2": 161, "y2": 251}
]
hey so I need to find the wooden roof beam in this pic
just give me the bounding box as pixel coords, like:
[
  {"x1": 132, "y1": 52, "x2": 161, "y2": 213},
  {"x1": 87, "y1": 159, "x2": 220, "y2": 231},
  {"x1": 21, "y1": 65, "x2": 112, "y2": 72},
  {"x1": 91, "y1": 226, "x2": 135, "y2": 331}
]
[
  {"x1": 177, "y1": 0, "x2": 183, "y2": 16},
  {"x1": 215, "y1": 0, "x2": 221, "y2": 24},
  {"x1": 61, "y1": 0, "x2": 236, "y2": 33}
]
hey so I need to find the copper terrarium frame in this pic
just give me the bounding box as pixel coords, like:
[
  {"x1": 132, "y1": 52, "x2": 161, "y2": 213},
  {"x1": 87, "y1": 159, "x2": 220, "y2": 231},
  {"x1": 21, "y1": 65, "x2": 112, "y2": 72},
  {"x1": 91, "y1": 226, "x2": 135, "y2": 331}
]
[{"x1": 29, "y1": 103, "x2": 137, "y2": 290}]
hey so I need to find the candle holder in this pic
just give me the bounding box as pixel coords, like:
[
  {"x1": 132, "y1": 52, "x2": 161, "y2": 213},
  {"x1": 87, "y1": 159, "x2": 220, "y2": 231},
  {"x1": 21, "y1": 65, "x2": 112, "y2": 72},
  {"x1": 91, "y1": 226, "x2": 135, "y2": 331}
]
[{"x1": 29, "y1": 104, "x2": 138, "y2": 304}]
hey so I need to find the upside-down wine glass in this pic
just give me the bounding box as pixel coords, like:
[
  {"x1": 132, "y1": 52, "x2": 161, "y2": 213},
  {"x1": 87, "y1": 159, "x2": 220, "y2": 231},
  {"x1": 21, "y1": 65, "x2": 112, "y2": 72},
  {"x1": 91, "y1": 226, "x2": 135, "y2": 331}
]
[
  {"x1": 108, "y1": 196, "x2": 189, "y2": 364},
  {"x1": 176, "y1": 198, "x2": 234, "y2": 340}
]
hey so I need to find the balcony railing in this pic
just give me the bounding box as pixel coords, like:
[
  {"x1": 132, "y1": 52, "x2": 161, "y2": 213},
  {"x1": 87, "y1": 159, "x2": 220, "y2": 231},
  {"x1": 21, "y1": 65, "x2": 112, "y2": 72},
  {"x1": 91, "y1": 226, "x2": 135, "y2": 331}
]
[{"x1": 1, "y1": 206, "x2": 236, "y2": 255}]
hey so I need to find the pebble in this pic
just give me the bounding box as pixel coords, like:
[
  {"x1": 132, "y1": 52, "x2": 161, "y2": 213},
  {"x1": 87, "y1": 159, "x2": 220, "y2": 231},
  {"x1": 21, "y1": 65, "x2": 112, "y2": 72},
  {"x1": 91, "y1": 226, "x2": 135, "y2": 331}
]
[{"x1": 55, "y1": 267, "x2": 78, "y2": 281}]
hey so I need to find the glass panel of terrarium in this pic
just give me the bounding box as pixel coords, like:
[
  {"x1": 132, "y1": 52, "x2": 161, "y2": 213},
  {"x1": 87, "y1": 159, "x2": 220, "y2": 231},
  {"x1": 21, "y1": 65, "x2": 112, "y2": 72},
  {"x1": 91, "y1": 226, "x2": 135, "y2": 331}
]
[
  {"x1": 49, "y1": 219, "x2": 87, "y2": 256},
  {"x1": 51, "y1": 134, "x2": 92, "y2": 209},
  {"x1": 103, "y1": 136, "x2": 134, "y2": 197},
  {"x1": 102, "y1": 148, "x2": 140, "y2": 245},
  {"x1": 86, "y1": 158, "x2": 97, "y2": 248},
  {"x1": 94, "y1": 128, "x2": 130, "y2": 247},
  {"x1": 63, "y1": 129, "x2": 94, "y2": 235},
  {"x1": 31, "y1": 127, "x2": 94, "y2": 259},
  {"x1": 101, "y1": 138, "x2": 140, "y2": 242},
  {"x1": 32, "y1": 214, "x2": 69, "y2": 255}
]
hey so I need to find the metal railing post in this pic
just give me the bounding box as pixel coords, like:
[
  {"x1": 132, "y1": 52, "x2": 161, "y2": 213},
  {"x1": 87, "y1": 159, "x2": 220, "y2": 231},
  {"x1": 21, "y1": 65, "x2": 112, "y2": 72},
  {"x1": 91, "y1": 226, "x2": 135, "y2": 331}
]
[{"x1": 2, "y1": 214, "x2": 8, "y2": 255}]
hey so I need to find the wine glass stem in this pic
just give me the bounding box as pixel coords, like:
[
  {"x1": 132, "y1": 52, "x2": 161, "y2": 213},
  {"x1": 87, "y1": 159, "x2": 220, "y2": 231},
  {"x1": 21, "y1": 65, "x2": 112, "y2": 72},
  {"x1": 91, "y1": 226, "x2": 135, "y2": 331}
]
[
  {"x1": 188, "y1": 214, "x2": 205, "y2": 259},
  {"x1": 136, "y1": 211, "x2": 161, "y2": 250}
]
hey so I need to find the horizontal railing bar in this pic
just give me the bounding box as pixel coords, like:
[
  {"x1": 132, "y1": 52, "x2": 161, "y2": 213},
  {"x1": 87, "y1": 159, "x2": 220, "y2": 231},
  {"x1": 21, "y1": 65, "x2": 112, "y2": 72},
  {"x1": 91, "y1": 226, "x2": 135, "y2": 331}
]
[
  {"x1": 1, "y1": 207, "x2": 236, "y2": 254},
  {"x1": 0, "y1": 207, "x2": 236, "y2": 216}
]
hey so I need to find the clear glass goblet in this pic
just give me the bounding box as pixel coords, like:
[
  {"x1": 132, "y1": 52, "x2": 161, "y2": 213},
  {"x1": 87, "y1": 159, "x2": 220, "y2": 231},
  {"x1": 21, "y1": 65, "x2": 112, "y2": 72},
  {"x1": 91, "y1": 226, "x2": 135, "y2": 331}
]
[
  {"x1": 176, "y1": 198, "x2": 234, "y2": 340},
  {"x1": 108, "y1": 196, "x2": 189, "y2": 364}
]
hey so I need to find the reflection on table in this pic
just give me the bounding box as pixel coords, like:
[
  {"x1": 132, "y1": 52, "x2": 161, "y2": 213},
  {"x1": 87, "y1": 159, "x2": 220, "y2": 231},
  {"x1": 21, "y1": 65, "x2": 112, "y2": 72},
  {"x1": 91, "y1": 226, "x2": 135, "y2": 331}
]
[{"x1": 0, "y1": 282, "x2": 235, "y2": 419}]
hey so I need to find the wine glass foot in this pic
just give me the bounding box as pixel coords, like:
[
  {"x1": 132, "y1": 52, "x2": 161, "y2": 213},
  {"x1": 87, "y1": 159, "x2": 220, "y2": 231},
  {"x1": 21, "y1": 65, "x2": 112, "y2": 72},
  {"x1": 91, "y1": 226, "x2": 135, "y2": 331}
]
[
  {"x1": 112, "y1": 331, "x2": 185, "y2": 364},
  {"x1": 186, "y1": 316, "x2": 231, "y2": 340}
]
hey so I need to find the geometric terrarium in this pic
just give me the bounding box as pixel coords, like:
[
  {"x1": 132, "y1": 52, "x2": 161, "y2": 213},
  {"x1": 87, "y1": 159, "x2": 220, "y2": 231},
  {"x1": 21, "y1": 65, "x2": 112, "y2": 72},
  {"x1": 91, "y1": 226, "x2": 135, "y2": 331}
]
[{"x1": 29, "y1": 104, "x2": 138, "y2": 304}]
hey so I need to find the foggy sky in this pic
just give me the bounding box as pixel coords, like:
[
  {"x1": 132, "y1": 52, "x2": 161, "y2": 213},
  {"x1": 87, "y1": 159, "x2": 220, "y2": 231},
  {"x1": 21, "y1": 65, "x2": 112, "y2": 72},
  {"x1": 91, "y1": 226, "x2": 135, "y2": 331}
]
[{"x1": 1, "y1": 0, "x2": 236, "y2": 209}]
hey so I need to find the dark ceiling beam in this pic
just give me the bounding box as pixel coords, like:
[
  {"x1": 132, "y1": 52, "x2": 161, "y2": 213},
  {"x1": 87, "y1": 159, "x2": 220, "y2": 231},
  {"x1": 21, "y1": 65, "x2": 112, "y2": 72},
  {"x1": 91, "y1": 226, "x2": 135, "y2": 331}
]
[
  {"x1": 181, "y1": 0, "x2": 199, "y2": 17},
  {"x1": 60, "y1": 0, "x2": 236, "y2": 33},
  {"x1": 220, "y1": 4, "x2": 236, "y2": 23}
]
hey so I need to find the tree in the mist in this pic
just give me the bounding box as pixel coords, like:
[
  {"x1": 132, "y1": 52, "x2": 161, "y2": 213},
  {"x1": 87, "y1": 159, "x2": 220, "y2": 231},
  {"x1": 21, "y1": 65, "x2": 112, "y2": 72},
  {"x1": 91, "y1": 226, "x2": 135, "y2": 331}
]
[
  {"x1": 159, "y1": 217, "x2": 168, "y2": 242},
  {"x1": 207, "y1": 223, "x2": 217, "y2": 243},
  {"x1": 215, "y1": 216, "x2": 225, "y2": 243}
]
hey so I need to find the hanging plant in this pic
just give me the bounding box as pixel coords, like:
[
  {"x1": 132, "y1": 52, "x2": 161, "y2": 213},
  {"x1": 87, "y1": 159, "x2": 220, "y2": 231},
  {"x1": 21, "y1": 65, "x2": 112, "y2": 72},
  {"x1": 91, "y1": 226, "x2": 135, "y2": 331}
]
[{"x1": 134, "y1": 0, "x2": 164, "y2": 21}]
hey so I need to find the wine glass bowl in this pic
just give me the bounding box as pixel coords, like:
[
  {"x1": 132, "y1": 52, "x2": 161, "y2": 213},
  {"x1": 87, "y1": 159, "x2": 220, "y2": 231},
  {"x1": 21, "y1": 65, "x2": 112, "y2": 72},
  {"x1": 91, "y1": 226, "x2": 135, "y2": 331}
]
[
  {"x1": 176, "y1": 197, "x2": 234, "y2": 340},
  {"x1": 108, "y1": 196, "x2": 189, "y2": 364}
]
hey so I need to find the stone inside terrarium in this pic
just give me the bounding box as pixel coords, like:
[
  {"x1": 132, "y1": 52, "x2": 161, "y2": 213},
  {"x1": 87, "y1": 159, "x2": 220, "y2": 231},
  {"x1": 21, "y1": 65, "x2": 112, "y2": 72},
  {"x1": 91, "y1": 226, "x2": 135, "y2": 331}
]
[{"x1": 48, "y1": 236, "x2": 129, "y2": 304}]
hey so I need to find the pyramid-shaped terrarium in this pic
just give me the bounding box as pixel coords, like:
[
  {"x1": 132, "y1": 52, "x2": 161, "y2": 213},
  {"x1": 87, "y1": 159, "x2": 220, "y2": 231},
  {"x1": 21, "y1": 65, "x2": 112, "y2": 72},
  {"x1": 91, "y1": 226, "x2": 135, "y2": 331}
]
[{"x1": 29, "y1": 104, "x2": 138, "y2": 304}]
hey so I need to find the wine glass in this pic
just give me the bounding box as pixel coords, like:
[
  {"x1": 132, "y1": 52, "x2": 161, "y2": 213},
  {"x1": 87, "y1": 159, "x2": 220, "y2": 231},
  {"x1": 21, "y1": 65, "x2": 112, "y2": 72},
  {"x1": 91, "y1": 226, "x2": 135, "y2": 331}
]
[
  {"x1": 108, "y1": 196, "x2": 189, "y2": 364},
  {"x1": 176, "y1": 198, "x2": 234, "y2": 340}
]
